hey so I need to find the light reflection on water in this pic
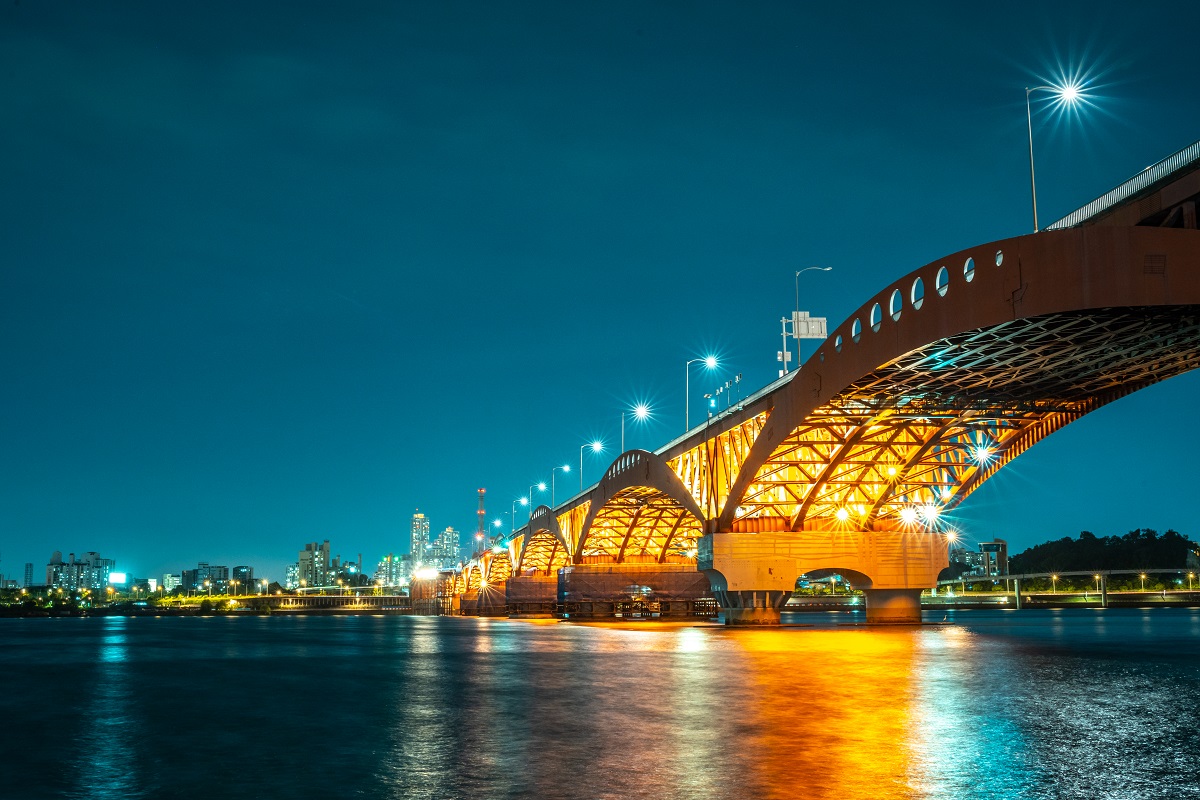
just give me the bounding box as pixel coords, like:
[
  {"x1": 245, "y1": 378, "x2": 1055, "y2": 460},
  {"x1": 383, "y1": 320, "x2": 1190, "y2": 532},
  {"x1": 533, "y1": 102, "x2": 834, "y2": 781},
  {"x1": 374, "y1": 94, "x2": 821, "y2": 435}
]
[{"x1": 2, "y1": 609, "x2": 1199, "y2": 799}]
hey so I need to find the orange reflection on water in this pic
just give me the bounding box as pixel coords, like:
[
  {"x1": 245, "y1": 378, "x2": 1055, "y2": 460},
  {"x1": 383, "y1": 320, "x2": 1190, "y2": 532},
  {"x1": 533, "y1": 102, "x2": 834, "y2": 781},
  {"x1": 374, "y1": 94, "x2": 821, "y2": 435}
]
[{"x1": 710, "y1": 627, "x2": 920, "y2": 799}]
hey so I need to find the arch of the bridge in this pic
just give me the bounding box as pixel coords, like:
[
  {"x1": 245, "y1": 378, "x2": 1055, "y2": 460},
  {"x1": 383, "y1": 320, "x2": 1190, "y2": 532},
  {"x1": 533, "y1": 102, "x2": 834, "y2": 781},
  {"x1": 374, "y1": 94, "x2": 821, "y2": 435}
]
[
  {"x1": 575, "y1": 450, "x2": 707, "y2": 563},
  {"x1": 481, "y1": 549, "x2": 513, "y2": 584},
  {"x1": 464, "y1": 563, "x2": 483, "y2": 593},
  {"x1": 515, "y1": 526, "x2": 573, "y2": 575},
  {"x1": 692, "y1": 227, "x2": 1200, "y2": 533}
]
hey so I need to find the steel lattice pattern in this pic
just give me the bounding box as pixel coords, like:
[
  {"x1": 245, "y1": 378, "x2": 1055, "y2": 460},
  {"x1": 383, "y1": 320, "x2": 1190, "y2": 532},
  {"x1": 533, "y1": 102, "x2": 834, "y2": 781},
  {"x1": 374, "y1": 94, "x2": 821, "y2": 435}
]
[
  {"x1": 579, "y1": 486, "x2": 702, "y2": 563},
  {"x1": 737, "y1": 307, "x2": 1200, "y2": 531}
]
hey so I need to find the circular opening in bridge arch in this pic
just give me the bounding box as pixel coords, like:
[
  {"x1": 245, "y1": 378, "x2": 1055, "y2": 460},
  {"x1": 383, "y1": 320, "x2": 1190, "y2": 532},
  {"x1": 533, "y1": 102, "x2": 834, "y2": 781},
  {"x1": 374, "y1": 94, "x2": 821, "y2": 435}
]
[
  {"x1": 911, "y1": 276, "x2": 925, "y2": 309},
  {"x1": 870, "y1": 303, "x2": 882, "y2": 332},
  {"x1": 889, "y1": 289, "x2": 903, "y2": 321},
  {"x1": 851, "y1": 318, "x2": 862, "y2": 343},
  {"x1": 835, "y1": 334, "x2": 843, "y2": 352},
  {"x1": 995, "y1": 249, "x2": 1004, "y2": 267},
  {"x1": 936, "y1": 266, "x2": 949, "y2": 297},
  {"x1": 964, "y1": 256, "x2": 975, "y2": 283}
]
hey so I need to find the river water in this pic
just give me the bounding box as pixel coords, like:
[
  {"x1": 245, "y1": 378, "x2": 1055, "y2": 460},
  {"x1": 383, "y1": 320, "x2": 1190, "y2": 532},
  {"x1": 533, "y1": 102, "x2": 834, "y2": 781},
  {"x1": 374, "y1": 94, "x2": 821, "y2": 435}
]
[{"x1": 2, "y1": 608, "x2": 1198, "y2": 799}]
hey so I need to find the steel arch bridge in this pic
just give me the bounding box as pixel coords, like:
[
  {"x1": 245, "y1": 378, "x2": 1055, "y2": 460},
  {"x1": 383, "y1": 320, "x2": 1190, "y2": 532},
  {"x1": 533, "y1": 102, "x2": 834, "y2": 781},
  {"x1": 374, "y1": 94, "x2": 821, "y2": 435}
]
[{"x1": 452, "y1": 141, "x2": 1200, "y2": 623}]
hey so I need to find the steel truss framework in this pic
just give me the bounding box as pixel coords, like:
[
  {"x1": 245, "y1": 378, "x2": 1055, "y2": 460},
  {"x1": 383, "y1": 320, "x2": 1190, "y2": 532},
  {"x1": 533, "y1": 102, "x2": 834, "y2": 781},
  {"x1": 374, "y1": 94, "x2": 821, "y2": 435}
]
[
  {"x1": 737, "y1": 307, "x2": 1200, "y2": 530},
  {"x1": 449, "y1": 227, "x2": 1200, "y2": 595}
]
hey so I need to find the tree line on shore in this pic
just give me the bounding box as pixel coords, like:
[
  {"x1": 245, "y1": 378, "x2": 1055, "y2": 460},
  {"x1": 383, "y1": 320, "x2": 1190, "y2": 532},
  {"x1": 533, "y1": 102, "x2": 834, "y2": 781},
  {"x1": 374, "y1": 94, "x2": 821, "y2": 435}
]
[{"x1": 1009, "y1": 528, "x2": 1199, "y2": 574}]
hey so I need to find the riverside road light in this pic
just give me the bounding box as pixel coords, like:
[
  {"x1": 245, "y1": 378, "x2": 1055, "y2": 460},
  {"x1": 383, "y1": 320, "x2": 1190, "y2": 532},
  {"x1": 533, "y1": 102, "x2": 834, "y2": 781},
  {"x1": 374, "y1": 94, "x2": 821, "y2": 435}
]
[
  {"x1": 551, "y1": 464, "x2": 570, "y2": 508},
  {"x1": 685, "y1": 356, "x2": 719, "y2": 430},
  {"x1": 580, "y1": 440, "x2": 604, "y2": 490},
  {"x1": 1026, "y1": 81, "x2": 1084, "y2": 232},
  {"x1": 621, "y1": 403, "x2": 652, "y2": 451}
]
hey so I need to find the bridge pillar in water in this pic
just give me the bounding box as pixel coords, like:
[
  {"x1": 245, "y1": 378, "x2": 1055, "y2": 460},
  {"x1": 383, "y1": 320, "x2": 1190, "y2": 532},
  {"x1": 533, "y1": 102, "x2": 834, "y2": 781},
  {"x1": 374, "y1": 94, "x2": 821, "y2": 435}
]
[
  {"x1": 1013, "y1": 578, "x2": 1022, "y2": 610},
  {"x1": 700, "y1": 529, "x2": 946, "y2": 625},
  {"x1": 1101, "y1": 575, "x2": 1108, "y2": 608}
]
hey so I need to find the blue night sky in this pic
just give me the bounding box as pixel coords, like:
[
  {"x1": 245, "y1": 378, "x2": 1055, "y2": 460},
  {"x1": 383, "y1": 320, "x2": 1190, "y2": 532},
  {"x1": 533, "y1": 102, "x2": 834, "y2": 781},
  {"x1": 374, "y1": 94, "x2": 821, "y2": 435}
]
[{"x1": 3, "y1": 1, "x2": 1199, "y2": 582}]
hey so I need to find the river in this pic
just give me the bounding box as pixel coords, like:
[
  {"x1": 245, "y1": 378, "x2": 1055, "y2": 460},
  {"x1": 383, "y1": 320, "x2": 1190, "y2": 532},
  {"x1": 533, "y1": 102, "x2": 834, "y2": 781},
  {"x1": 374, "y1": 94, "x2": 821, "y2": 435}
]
[{"x1": 2, "y1": 608, "x2": 1198, "y2": 799}]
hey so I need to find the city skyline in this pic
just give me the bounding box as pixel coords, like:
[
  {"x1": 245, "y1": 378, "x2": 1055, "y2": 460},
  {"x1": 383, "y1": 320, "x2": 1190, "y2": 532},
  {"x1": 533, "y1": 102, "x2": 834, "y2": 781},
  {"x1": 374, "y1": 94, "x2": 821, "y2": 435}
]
[{"x1": 4, "y1": 2, "x2": 1200, "y2": 581}]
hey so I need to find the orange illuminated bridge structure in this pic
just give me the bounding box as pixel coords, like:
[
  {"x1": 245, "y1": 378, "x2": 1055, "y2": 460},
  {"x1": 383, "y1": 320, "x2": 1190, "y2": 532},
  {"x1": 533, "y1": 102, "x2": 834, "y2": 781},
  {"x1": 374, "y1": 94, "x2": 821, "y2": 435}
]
[{"x1": 460, "y1": 140, "x2": 1200, "y2": 623}]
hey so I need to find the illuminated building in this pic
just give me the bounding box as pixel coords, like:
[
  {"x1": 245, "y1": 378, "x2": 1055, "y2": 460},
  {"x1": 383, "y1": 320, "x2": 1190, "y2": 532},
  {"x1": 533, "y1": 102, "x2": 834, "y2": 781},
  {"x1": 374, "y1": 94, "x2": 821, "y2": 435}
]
[
  {"x1": 182, "y1": 562, "x2": 229, "y2": 593},
  {"x1": 45, "y1": 551, "x2": 115, "y2": 591},
  {"x1": 410, "y1": 512, "x2": 431, "y2": 567},
  {"x1": 428, "y1": 527, "x2": 461, "y2": 570},
  {"x1": 375, "y1": 553, "x2": 405, "y2": 587},
  {"x1": 162, "y1": 573, "x2": 182, "y2": 591},
  {"x1": 298, "y1": 540, "x2": 331, "y2": 588}
]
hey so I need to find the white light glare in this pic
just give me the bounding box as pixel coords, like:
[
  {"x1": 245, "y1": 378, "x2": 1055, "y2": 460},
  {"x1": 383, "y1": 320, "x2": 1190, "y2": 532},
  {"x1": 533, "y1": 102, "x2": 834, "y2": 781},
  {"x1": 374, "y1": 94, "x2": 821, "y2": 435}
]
[
  {"x1": 974, "y1": 446, "x2": 994, "y2": 463},
  {"x1": 590, "y1": 440, "x2": 604, "y2": 453},
  {"x1": 835, "y1": 508, "x2": 850, "y2": 522},
  {"x1": 899, "y1": 507, "x2": 918, "y2": 525},
  {"x1": 704, "y1": 355, "x2": 718, "y2": 369},
  {"x1": 633, "y1": 403, "x2": 651, "y2": 420}
]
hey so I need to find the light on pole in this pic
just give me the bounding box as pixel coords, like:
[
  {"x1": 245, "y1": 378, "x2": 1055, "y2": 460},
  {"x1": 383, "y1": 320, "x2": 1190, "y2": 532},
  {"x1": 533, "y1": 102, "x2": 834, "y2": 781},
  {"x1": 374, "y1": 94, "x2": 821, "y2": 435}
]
[
  {"x1": 493, "y1": 518, "x2": 503, "y2": 544},
  {"x1": 1026, "y1": 82, "x2": 1082, "y2": 232},
  {"x1": 551, "y1": 464, "x2": 570, "y2": 509},
  {"x1": 1051, "y1": 574, "x2": 1058, "y2": 594},
  {"x1": 784, "y1": 267, "x2": 832, "y2": 373},
  {"x1": 622, "y1": 404, "x2": 651, "y2": 452},
  {"x1": 514, "y1": 497, "x2": 528, "y2": 531},
  {"x1": 1140, "y1": 573, "x2": 1147, "y2": 591},
  {"x1": 1094, "y1": 574, "x2": 1101, "y2": 593},
  {"x1": 528, "y1": 483, "x2": 546, "y2": 522},
  {"x1": 685, "y1": 356, "x2": 718, "y2": 431},
  {"x1": 1189, "y1": 572, "x2": 1195, "y2": 591},
  {"x1": 581, "y1": 440, "x2": 604, "y2": 491}
]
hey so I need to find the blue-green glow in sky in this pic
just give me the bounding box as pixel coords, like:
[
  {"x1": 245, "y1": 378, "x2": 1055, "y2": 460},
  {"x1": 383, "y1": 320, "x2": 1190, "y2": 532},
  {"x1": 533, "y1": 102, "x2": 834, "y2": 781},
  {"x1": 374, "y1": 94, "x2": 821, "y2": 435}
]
[{"x1": 3, "y1": 1, "x2": 1199, "y2": 581}]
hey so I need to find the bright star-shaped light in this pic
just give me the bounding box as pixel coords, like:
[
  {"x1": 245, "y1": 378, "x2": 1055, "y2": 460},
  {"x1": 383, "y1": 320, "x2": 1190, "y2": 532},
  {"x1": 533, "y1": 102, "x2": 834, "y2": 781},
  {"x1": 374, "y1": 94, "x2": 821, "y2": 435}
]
[
  {"x1": 633, "y1": 403, "x2": 650, "y2": 420},
  {"x1": 704, "y1": 356, "x2": 718, "y2": 369}
]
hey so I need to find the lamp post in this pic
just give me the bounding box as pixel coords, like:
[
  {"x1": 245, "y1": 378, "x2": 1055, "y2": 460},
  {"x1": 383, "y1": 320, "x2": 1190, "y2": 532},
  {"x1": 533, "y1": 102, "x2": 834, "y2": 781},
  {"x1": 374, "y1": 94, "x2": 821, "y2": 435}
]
[
  {"x1": 1140, "y1": 573, "x2": 1147, "y2": 591},
  {"x1": 685, "y1": 356, "x2": 718, "y2": 431},
  {"x1": 1190, "y1": 572, "x2": 1195, "y2": 591},
  {"x1": 1094, "y1": 574, "x2": 1100, "y2": 593},
  {"x1": 1026, "y1": 83, "x2": 1081, "y2": 232},
  {"x1": 514, "y1": 496, "x2": 528, "y2": 531},
  {"x1": 551, "y1": 464, "x2": 570, "y2": 509},
  {"x1": 493, "y1": 518, "x2": 504, "y2": 545},
  {"x1": 1051, "y1": 574, "x2": 1058, "y2": 594},
  {"x1": 787, "y1": 267, "x2": 832, "y2": 372},
  {"x1": 581, "y1": 440, "x2": 604, "y2": 491},
  {"x1": 622, "y1": 404, "x2": 651, "y2": 452},
  {"x1": 528, "y1": 483, "x2": 546, "y2": 522}
]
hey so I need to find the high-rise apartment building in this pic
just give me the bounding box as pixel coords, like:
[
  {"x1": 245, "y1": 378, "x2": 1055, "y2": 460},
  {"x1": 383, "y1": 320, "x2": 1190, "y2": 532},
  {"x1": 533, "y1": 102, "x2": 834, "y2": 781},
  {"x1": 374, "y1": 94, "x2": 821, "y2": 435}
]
[
  {"x1": 428, "y1": 527, "x2": 461, "y2": 569},
  {"x1": 23, "y1": 563, "x2": 33, "y2": 588},
  {"x1": 45, "y1": 551, "x2": 115, "y2": 591},
  {"x1": 298, "y1": 540, "x2": 331, "y2": 587},
  {"x1": 181, "y1": 562, "x2": 230, "y2": 593},
  {"x1": 284, "y1": 564, "x2": 299, "y2": 590},
  {"x1": 374, "y1": 553, "x2": 405, "y2": 587},
  {"x1": 410, "y1": 513, "x2": 431, "y2": 566}
]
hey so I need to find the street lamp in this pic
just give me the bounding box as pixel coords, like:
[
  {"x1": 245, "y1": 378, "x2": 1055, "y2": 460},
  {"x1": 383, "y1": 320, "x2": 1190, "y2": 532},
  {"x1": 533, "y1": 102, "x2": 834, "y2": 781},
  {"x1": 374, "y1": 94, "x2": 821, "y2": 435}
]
[
  {"x1": 204, "y1": 579, "x2": 212, "y2": 598},
  {"x1": 1139, "y1": 573, "x2": 1147, "y2": 591},
  {"x1": 782, "y1": 267, "x2": 832, "y2": 374},
  {"x1": 621, "y1": 404, "x2": 651, "y2": 452},
  {"x1": 514, "y1": 496, "x2": 529, "y2": 531},
  {"x1": 1026, "y1": 82, "x2": 1082, "y2": 232},
  {"x1": 685, "y1": 356, "x2": 718, "y2": 431},
  {"x1": 1094, "y1": 574, "x2": 1101, "y2": 593},
  {"x1": 551, "y1": 464, "x2": 570, "y2": 509},
  {"x1": 1190, "y1": 572, "x2": 1195, "y2": 591},
  {"x1": 581, "y1": 440, "x2": 604, "y2": 491},
  {"x1": 1051, "y1": 574, "x2": 1058, "y2": 594},
  {"x1": 493, "y1": 518, "x2": 504, "y2": 544},
  {"x1": 528, "y1": 482, "x2": 547, "y2": 522}
]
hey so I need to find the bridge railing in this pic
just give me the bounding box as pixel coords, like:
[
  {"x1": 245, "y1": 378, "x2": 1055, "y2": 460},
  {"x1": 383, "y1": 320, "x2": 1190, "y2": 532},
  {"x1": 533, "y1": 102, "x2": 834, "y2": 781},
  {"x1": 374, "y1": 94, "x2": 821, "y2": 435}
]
[{"x1": 1047, "y1": 138, "x2": 1200, "y2": 230}]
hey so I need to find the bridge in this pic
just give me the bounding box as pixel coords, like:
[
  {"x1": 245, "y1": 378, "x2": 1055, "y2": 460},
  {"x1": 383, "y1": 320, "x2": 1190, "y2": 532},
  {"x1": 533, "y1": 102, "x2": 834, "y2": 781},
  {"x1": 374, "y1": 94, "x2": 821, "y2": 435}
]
[{"x1": 450, "y1": 139, "x2": 1200, "y2": 624}]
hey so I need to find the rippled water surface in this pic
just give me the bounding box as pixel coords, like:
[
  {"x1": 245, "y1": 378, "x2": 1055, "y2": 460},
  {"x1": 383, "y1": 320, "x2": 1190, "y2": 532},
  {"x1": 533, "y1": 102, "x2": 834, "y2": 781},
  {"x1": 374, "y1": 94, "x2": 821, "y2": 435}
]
[{"x1": 3, "y1": 608, "x2": 1199, "y2": 799}]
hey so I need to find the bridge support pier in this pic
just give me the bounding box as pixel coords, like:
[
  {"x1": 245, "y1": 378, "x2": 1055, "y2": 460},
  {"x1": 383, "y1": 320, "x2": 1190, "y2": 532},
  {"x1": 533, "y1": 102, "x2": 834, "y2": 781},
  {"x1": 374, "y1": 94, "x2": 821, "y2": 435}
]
[
  {"x1": 862, "y1": 588, "x2": 923, "y2": 624},
  {"x1": 701, "y1": 529, "x2": 946, "y2": 626},
  {"x1": 714, "y1": 590, "x2": 790, "y2": 625}
]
